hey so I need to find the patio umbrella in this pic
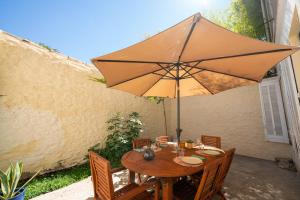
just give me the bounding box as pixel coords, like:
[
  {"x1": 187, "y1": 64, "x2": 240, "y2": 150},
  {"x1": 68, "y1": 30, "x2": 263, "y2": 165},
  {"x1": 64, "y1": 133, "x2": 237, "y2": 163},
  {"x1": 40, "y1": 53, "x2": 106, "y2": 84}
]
[{"x1": 91, "y1": 13, "x2": 299, "y2": 142}]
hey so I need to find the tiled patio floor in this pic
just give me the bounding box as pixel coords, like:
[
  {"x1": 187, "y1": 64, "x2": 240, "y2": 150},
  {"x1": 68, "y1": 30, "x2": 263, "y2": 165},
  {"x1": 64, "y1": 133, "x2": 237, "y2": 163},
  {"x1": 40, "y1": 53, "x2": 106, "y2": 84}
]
[{"x1": 31, "y1": 155, "x2": 300, "y2": 200}]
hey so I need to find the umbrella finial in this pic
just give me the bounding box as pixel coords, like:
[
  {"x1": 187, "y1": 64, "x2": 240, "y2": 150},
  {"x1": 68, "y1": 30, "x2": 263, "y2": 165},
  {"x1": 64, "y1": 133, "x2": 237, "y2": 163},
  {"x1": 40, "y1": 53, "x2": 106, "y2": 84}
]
[{"x1": 193, "y1": 13, "x2": 201, "y2": 23}]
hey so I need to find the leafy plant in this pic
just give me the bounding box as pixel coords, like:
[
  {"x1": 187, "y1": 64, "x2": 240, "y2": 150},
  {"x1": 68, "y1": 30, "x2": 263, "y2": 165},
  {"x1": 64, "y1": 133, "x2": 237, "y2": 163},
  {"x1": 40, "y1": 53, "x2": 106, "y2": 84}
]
[
  {"x1": 186, "y1": 139, "x2": 194, "y2": 143},
  {"x1": 89, "y1": 112, "x2": 144, "y2": 166},
  {"x1": 89, "y1": 76, "x2": 106, "y2": 84},
  {"x1": 0, "y1": 161, "x2": 40, "y2": 200},
  {"x1": 206, "y1": 0, "x2": 265, "y2": 40},
  {"x1": 38, "y1": 43, "x2": 59, "y2": 52}
]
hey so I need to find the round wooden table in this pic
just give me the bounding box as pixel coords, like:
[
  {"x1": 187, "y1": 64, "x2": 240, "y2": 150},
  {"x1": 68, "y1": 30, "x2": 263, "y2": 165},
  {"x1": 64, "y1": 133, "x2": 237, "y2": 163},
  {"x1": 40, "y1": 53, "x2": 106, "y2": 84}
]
[{"x1": 121, "y1": 146, "x2": 223, "y2": 200}]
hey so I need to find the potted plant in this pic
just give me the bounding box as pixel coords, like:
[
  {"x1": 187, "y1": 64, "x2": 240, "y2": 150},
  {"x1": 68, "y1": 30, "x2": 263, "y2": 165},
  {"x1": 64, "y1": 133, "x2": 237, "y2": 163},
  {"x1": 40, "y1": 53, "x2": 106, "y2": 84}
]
[
  {"x1": 185, "y1": 140, "x2": 194, "y2": 149},
  {"x1": 0, "y1": 161, "x2": 40, "y2": 200}
]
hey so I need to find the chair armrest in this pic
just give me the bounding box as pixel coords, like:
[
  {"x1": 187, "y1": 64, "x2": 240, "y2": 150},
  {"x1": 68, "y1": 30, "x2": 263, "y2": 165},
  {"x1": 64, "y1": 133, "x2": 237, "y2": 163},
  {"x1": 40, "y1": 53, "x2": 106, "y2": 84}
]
[{"x1": 111, "y1": 166, "x2": 126, "y2": 174}]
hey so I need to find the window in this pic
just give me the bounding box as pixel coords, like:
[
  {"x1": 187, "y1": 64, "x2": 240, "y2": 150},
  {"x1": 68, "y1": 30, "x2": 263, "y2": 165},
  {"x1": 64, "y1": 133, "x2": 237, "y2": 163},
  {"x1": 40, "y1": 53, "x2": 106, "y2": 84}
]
[{"x1": 259, "y1": 77, "x2": 289, "y2": 143}]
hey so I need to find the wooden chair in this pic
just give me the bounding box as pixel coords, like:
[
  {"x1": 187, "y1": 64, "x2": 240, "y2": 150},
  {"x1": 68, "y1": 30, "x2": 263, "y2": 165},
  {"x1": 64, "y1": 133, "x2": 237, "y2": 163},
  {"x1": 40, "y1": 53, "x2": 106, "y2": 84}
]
[
  {"x1": 201, "y1": 135, "x2": 221, "y2": 148},
  {"x1": 132, "y1": 138, "x2": 151, "y2": 149},
  {"x1": 155, "y1": 135, "x2": 169, "y2": 145},
  {"x1": 173, "y1": 157, "x2": 224, "y2": 200},
  {"x1": 132, "y1": 138, "x2": 152, "y2": 184},
  {"x1": 215, "y1": 148, "x2": 236, "y2": 200},
  {"x1": 89, "y1": 151, "x2": 160, "y2": 200}
]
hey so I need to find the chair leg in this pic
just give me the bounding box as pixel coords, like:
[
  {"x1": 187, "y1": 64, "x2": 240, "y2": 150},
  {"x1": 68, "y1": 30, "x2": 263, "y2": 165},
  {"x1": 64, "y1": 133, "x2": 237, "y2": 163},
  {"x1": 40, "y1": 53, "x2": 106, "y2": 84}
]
[
  {"x1": 137, "y1": 174, "x2": 142, "y2": 184},
  {"x1": 154, "y1": 180, "x2": 160, "y2": 200}
]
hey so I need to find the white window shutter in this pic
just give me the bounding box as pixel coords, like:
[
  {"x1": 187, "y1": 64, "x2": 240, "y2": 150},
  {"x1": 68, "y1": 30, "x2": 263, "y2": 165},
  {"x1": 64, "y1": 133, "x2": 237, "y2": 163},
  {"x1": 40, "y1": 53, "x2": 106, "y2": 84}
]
[{"x1": 259, "y1": 77, "x2": 289, "y2": 143}]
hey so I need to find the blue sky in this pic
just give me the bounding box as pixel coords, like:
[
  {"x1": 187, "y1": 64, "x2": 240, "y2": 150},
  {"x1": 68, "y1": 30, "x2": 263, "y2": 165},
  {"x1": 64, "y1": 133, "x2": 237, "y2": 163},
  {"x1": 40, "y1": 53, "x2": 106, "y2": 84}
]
[{"x1": 0, "y1": 0, "x2": 231, "y2": 63}]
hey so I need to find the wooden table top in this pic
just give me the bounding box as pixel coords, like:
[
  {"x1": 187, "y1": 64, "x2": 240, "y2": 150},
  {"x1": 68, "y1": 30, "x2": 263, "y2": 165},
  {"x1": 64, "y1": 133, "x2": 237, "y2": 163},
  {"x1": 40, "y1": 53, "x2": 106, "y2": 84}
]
[{"x1": 121, "y1": 146, "x2": 223, "y2": 178}]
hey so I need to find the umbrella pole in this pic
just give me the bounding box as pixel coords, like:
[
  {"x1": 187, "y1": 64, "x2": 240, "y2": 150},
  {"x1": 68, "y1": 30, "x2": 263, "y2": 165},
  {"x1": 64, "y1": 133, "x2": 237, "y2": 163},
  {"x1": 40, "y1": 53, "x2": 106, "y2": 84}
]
[{"x1": 176, "y1": 64, "x2": 181, "y2": 144}]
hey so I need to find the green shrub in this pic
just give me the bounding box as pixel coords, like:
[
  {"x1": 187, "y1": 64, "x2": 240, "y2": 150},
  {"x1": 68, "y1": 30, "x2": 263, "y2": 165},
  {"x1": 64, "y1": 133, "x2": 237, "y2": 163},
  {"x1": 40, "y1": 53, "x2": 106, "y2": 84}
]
[{"x1": 89, "y1": 112, "x2": 144, "y2": 167}]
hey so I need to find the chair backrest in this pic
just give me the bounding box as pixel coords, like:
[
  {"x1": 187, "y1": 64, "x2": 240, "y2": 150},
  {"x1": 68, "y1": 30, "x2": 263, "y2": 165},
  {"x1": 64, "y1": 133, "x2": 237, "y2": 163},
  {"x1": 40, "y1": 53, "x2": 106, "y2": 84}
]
[
  {"x1": 89, "y1": 151, "x2": 114, "y2": 200},
  {"x1": 216, "y1": 148, "x2": 236, "y2": 190},
  {"x1": 194, "y1": 157, "x2": 224, "y2": 200},
  {"x1": 132, "y1": 138, "x2": 151, "y2": 149},
  {"x1": 201, "y1": 135, "x2": 221, "y2": 148},
  {"x1": 156, "y1": 135, "x2": 169, "y2": 143}
]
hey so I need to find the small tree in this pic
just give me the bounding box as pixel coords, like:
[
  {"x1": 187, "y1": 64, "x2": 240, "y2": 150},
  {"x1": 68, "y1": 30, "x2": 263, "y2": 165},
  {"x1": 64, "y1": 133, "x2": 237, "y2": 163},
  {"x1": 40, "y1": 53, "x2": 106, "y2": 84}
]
[
  {"x1": 146, "y1": 96, "x2": 168, "y2": 136},
  {"x1": 206, "y1": 0, "x2": 266, "y2": 40}
]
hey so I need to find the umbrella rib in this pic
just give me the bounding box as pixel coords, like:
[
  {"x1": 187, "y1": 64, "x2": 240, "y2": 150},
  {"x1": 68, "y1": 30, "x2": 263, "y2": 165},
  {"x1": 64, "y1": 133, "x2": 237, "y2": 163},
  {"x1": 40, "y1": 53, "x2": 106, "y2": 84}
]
[
  {"x1": 140, "y1": 64, "x2": 177, "y2": 96},
  {"x1": 108, "y1": 68, "x2": 165, "y2": 88},
  {"x1": 95, "y1": 59, "x2": 174, "y2": 65},
  {"x1": 152, "y1": 72, "x2": 174, "y2": 79},
  {"x1": 157, "y1": 63, "x2": 177, "y2": 78},
  {"x1": 140, "y1": 72, "x2": 169, "y2": 96},
  {"x1": 180, "y1": 66, "x2": 193, "y2": 78},
  {"x1": 184, "y1": 48, "x2": 294, "y2": 64},
  {"x1": 183, "y1": 64, "x2": 258, "y2": 82},
  {"x1": 179, "y1": 65, "x2": 214, "y2": 95},
  {"x1": 181, "y1": 69, "x2": 204, "y2": 78},
  {"x1": 177, "y1": 13, "x2": 201, "y2": 62}
]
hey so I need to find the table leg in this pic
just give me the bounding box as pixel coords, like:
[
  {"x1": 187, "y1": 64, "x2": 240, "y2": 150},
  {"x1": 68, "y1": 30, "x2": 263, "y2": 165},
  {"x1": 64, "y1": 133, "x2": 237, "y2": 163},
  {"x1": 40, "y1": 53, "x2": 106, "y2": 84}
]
[
  {"x1": 128, "y1": 170, "x2": 136, "y2": 184},
  {"x1": 161, "y1": 178, "x2": 173, "y2": 200}
]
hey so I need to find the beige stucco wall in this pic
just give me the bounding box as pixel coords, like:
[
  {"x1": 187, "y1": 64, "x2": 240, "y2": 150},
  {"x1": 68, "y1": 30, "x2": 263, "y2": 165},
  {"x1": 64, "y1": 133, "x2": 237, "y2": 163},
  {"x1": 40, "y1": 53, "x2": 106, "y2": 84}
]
[
  {"x1": 289, "y1": 8, "x2": 300, "y2": 89},
  {"x1": 0, "y1": 31, "x2": 165, "y2": 173},
  {"x1": 0, "y1": 30, "x2": 293, "y2": 173},
  {"x1": 167, "y1": 85, "x2": 292, "y2": 160}
]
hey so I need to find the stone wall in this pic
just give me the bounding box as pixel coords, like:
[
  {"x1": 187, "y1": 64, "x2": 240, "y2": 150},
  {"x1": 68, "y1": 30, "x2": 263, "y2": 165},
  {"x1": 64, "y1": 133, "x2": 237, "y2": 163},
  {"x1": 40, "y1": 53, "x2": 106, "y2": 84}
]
[{"x1": 0, "y1": 31, "x2": 166, "y2": 172}]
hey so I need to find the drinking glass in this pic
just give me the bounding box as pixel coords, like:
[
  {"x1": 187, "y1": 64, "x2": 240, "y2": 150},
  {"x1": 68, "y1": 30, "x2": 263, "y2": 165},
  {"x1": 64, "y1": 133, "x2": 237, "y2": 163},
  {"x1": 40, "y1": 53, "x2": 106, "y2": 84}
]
[
  {"x1": 173, "y1": 142, "x2": 179, "y2": 152},
  {"x1": 178, "y1": 148, "x2": 184, "y2": 158}
]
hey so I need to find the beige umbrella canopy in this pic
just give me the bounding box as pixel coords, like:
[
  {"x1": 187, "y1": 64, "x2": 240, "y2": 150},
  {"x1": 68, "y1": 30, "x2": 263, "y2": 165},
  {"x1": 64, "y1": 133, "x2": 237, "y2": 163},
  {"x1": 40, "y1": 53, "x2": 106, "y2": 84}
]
[{"x1": 91, "y1": 13, "x2": 299, "y2": 141}]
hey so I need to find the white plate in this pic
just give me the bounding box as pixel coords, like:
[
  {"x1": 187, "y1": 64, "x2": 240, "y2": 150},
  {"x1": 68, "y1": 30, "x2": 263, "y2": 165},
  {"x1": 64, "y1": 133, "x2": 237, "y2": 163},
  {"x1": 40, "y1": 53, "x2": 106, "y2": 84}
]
[
  {"x1": 202, "y1": 150, "x2": 221, "y2": 155},
  {"x1": 180, "y1": 156, "x2": 203, "y2": 165}
]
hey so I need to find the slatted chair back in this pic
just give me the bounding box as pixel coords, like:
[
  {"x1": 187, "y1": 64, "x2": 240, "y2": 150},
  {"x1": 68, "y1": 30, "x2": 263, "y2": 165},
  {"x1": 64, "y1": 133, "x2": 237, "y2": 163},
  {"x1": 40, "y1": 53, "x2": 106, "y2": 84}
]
[
  {"x1": 201, "y1": 135, "x2": 221, "y2": 148},
  {"x1": 132, "y1": 138, "x2": 151, "y2": 149},
  {"x1": 89, "y1": 151, "x2": 114, "y2": 200},
  {"x1": 156, "y1": 135, "x2": 169, "y2": 143},
  {"x1": 216, "y1": 148, "x2": 236, "y2": 191},
  {"x1": 194, "y1": 157, "x2": 224, "y2": 200}
]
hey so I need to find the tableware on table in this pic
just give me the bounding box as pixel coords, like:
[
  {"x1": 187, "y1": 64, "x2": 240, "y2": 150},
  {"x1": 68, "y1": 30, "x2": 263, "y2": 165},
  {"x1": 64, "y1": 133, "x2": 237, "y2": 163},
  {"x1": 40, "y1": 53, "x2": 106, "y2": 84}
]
[
  {"x1": 160, "y1": 143, "x2": 168, "y2": 148},
  {"x1": 179, "y1": 141, "x2": 186, "y2": 148},
  {"x1": 202, "y1": 149, "x2": 221, "y2": 155},
  {"x1": 133, "y1": 148, "x2": 144, "y2": 152},
  {"x1": 203, "y1": 145, "x2": 225, "y2": 153},
  {"x1": 191, "y1": 154, "x2": 207, "y2": 161},
  {"x1": 151, "y1": 143, "x2": 157, "y2": 150},
  {"x1": 196, "y1": 138, "x2": 201, "y2": 145},
  {"x1": 143, "y1": 145, "x2": 148, "y2": 150},
  {"x1": 199, "y1": 143, "x2": 205, "y2": 150},
  {"x1": 143, "y1": 148, "x2": 155, "y2": 161},
  {"x1": 173, "y1": 142, "x2": 179, "y2": 152},
  {"x1": 185, "y1": 140, "x2": 194, "y2": 149},
  {"x1": 180, "y1": 156, "x2": 203, "y2": 165},
  {"x1": 173, "y1": 157, "x2": 201, "y2": 167},
  {"x1": 177, "y1": 148, "x2": 185, "y2": 158}
]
